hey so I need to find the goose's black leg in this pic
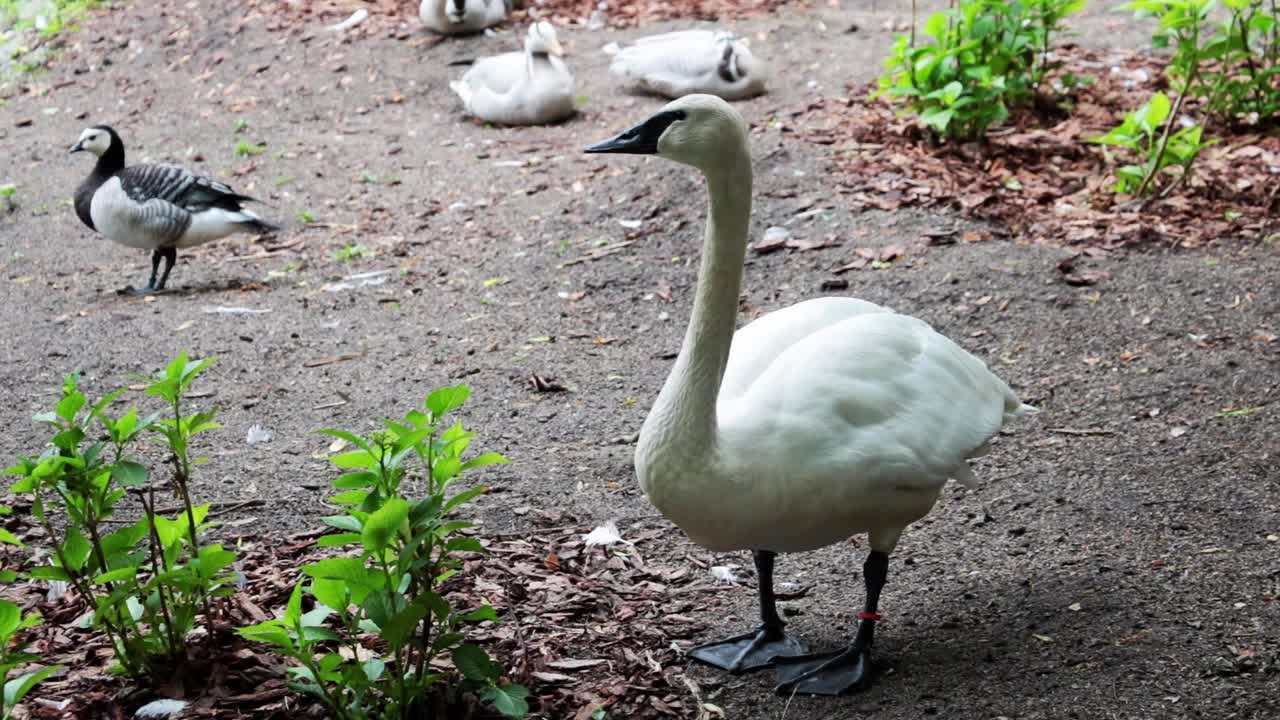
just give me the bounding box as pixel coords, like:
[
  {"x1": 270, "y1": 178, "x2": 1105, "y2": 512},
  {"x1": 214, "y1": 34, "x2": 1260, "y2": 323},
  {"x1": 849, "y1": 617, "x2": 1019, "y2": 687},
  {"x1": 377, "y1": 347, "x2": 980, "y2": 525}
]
[
  {"x1": 123, "y1": 247, "x2": 177, "y2": 295},
  {"x1": 121, "y1": 247, "x2": 176, "y2": 296},
  {"x1": 774, "y1": 550, "x2": 889, "y2": 695},
  {"x1": 688, "y1": 550, "x2": 808, "y2": 673},
  {"x1": 153, "y1": 247, "x2": 177, "y2": 291}
]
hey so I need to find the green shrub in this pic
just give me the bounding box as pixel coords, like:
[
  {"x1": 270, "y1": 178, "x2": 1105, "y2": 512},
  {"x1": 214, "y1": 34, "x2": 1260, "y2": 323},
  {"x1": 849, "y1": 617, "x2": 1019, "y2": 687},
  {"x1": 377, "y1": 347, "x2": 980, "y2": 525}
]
[
  {"x1": 5, "y1": 353, "x2": 236, "y2": 678},
  {"x1": 876, "y1": 0, "x2": 1086, "y2": 140},
  {"x1": 239, "y1": 385, "x2": 527, "y2": 719},
  {"x1": 1090, "y1": 91, "x2": 1216, "y2": 194},
  {"x1": 1132, "y1": 0, "x2": 1280, "y2": 122}
]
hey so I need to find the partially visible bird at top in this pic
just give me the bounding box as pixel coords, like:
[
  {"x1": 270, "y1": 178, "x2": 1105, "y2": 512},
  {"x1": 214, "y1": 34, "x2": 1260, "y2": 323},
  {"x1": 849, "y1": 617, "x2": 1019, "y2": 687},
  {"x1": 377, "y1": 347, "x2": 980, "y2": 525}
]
[
  {"x1": 449, "y1": 21, "x2": 576, "y2": 126},
  {"x1": 419, "y1": 0, "x2": 511, "y2": 35},
  {"x1": 604, "y1": 29, "x2": 769, "y2": 100},
  {"x1": 71, "y1": 125, "x2": 278, "y2": 295}
]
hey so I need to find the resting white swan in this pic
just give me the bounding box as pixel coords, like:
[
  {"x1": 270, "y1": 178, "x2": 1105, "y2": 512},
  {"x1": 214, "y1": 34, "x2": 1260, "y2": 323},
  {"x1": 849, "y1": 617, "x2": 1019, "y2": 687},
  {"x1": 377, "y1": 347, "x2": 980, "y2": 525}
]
[
  {"x1": 604, "y1": 29, "x2": 768, "y2": 100},
  {"x1": 585, "y1": 95, "x2": 1035, "y2": 695},
  {"x1": 449, "y1": 21, "x2": 575, "y2": 126},
  {"x1": 419, "y1": 0, "x2": 510, "y2": 35}
]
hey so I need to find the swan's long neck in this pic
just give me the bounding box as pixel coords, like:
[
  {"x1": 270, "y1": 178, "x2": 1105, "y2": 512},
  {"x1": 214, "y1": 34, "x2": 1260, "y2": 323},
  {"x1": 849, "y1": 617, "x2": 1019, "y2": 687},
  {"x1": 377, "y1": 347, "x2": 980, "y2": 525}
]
[{"x1": 640, "y1": 150, "x2": 752, "y2": 465}]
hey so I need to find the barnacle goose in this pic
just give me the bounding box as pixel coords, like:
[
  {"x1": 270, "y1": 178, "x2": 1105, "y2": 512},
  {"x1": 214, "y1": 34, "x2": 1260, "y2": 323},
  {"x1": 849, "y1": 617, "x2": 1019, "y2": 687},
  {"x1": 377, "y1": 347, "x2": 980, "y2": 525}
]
[{"x1": 71, "y1": 125, "x2": 278, "y2": 295}]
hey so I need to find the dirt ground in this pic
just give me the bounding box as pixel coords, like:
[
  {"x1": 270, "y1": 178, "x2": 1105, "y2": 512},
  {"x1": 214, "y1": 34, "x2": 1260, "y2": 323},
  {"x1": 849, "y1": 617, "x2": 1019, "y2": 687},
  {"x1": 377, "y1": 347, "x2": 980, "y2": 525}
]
[{"x1": 0, "y1": 1, "x2": 1277, "y2": 718}]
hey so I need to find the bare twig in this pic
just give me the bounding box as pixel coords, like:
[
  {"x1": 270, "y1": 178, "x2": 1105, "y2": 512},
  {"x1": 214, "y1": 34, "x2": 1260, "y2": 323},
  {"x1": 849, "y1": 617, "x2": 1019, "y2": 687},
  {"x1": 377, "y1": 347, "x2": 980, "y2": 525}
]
[{"x1": 1048, "y1": 427, "x2": 1116, "y2": 436}]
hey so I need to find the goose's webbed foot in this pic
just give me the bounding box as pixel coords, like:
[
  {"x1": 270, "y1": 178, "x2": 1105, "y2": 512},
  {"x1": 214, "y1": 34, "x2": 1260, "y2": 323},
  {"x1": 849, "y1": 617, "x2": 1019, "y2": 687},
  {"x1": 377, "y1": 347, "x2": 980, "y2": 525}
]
[
  {"x1": 773, "y1": 644, "x2": 875, "y2": 695},
  {"x1": 689, "y1": 624, "x2": 808, "y2": 673}
]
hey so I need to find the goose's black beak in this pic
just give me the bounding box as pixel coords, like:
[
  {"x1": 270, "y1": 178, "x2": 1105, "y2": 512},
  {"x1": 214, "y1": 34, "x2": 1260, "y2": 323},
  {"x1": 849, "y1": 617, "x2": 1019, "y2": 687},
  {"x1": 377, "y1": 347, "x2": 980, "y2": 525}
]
[
  {"x1": 585, "y1": 109, "x2": 685, "y2": 155},
  {"x1": 69, "y1": 141, "x2": 85, "y2": 154}
]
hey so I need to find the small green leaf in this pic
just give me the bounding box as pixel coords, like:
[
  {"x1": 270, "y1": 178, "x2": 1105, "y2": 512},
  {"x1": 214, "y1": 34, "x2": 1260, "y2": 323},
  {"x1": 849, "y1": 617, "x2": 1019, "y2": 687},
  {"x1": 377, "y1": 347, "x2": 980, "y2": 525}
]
[
  {"x1": 0, "y1": 599, "x2": 21, "y2": 638},
  {"x1": 304, "y1": 557, "x2": 375, "y2": 587},
  {"x1": 112, "y1": 460, "x2": 148, "y2": 487},
  {"x1": 0, "y1": 527, "x2": 23, "y2": 547},
  {"x1": 309, "y1": 578, "x2": 348, "y2": 613},
  {"x1": 284, "y1": 582, "x2": 305, "y2": 625},
  {"x1": 482, "y1": 683, "x2": 531, "y2": 718},
  {"x1": 361, "y1": 497, "x2": 409, "y2": 553},
  {"x1": 453, "y1": 643, "x2": 498, "y2": 683},
  {"x1": 425, "y1": 385, "x2": 471, "y2": 418},
  {"x1": 4, "y1": 665, "x2": 61, "y2": 708}
]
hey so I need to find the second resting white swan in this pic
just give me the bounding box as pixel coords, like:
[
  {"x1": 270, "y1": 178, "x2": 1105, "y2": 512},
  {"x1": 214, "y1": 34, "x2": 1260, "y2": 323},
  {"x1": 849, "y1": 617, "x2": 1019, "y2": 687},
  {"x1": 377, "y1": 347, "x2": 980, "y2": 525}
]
[
  {"x1": 585, "y1": 95, "x2": 1035, "y2": 696},
  {"x1": 604, "y1": 29, "x2": 768, "y2": 100}
]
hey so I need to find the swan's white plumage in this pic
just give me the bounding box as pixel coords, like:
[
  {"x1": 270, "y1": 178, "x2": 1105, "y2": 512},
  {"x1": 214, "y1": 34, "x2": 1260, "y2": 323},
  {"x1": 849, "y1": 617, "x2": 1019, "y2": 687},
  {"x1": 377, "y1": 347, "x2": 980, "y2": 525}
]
[
  {"x1": 419, "y1": 0, "x2": 509, "y2": 34},
  {"x1": 618, "y1": 95, "x2": 1033, "y2": 558},
  {"x1": 450, "y1": 21, "x2": 574, "y2": 125},
  {"x1": 606, "y1": 29, "x2": 767, "y2": 100}
]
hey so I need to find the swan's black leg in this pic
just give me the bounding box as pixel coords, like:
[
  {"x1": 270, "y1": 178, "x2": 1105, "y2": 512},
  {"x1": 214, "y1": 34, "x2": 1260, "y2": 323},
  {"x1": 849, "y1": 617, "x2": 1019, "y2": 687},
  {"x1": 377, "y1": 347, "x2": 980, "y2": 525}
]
[
  {"x1": 688, "y1": 550, "x2": 808, "y2": 673},
  {"x1": 774, "y1": 550, "x2": 889, "y2": 695}
]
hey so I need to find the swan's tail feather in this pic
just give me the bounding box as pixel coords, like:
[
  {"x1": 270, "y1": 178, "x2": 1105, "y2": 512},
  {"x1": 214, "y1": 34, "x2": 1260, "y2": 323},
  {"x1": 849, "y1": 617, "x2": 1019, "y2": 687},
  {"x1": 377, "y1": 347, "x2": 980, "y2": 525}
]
[{"x1": 1013, "y1": 403, "x2": 1039, "y2": 416}]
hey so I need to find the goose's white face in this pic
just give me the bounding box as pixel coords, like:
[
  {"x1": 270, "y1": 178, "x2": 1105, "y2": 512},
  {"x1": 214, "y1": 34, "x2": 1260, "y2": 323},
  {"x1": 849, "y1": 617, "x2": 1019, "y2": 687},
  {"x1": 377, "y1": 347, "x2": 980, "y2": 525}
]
[
  {"x1": 526, "y1": 21, "x2": 564, "y2": 57},
  {"x1": 71, "y1": 127, "x2": 111, "y2": 156}
]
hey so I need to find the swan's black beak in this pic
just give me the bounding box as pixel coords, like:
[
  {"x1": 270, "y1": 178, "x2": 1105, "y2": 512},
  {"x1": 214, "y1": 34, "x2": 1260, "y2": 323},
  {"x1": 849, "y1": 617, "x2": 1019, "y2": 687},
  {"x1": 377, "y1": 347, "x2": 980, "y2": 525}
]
[{"x1": 585, "y1": 109, "x2": 686, "y2": 155}]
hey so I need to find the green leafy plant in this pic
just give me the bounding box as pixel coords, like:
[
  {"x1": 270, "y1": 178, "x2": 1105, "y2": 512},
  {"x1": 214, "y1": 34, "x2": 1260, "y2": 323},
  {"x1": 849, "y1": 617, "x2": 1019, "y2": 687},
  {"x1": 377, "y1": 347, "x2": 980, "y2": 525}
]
[
  {"x1": 332, "y1": 243, "x2": 371, "y2": 263},
  {"x1": 239, "y1": 385, "x2": 527, "y2": 719},
  {"x1": 1090, "y1": 91, "x2": 1216, "y2": 194},
  {"x1": 1132, "y1": 0, "x2": 1280, "y2": 122},
  {"x1": 5, "y1": 354, "x2": 236, "y2": 679},
  {"x1": 296, "y1": 209, "x2": 316, "y2": 223},
  {"x1": 0, "y1": 599, "x2": 59, "y2": 720},
  {"x1": 233, "y1": 141, "x2": 266, "y2": 158},
  {"x1": 1102, "y1": 0, "x2": 1270, "y2": 195},
  {"x1": 875, "y1": 0, "x2": 1087, "y2": 140}
]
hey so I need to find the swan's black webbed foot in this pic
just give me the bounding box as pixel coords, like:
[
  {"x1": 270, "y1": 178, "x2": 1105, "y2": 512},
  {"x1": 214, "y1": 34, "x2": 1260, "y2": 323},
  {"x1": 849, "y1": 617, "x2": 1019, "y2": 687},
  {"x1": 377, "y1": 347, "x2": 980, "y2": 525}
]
[
  {"x1": 689, "y1": 624, "x2": 809, "y2": 673},
  {"x1": 773, "y1": 644, "x2": 875, "y2": 695}
]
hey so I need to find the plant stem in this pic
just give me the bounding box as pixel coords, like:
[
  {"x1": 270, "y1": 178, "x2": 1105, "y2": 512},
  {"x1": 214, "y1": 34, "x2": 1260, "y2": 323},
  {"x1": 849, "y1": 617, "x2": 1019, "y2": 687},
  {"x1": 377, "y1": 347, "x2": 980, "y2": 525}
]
[
  {"x1": 1138, "y1": 20, "x2": 1202, "y2": 198},
  {"x1": 140, "y1": 488, "x2": 183, "y2": 658},
  {"x1": 910, "y1": 0, "x2": 917, "y2": 48},
  {"x1": 168, "y1": 394, "x2": 216, "y2": 639}
]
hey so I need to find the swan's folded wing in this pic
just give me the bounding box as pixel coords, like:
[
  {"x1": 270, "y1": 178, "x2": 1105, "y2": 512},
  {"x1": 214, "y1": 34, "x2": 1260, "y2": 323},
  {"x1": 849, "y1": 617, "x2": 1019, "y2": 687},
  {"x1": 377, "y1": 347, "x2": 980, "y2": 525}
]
[
  {"x1": 623, "y1": 29, "x2": 727, "y2": 47},
  {"x1": 610, "y1": 34, "x2": 726, "y2": 85},
  {"x1": 719, "y1": 297, "x2": 891, "y2": 402},
  {"x1": 720, "y1": 311, "x2": 1023, "y2": 487},
  {"x1": 458, "y1": 52, "x2": 525, "y2": 96}
]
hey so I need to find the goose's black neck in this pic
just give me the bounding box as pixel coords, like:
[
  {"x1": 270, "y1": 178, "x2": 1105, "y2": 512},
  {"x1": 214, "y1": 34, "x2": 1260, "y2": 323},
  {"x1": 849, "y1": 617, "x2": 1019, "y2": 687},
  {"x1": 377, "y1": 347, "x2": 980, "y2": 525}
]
[
  {"x1": 74, "y1": 130, "x2": 126, "y2": 231},
  {"x1": 96, "y1": 129, "x2": 126, "y2": 175}
]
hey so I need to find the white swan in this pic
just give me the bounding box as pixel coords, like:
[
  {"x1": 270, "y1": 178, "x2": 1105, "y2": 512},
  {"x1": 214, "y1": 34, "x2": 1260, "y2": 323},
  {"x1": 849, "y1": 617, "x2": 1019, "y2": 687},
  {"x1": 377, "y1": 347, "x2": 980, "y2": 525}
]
[
  {"x1": 419, "y1": 0, "x2": 510, "y2": 35},
  {"x1": 449, "y1": 21, "x2": 575, "y2": 126},
  {"x1": 585, "y1": 95, "x2": 1036, "y2": 695},
  {"x1": 604, "y1": 29, "x2": 768, "y2": 100}
]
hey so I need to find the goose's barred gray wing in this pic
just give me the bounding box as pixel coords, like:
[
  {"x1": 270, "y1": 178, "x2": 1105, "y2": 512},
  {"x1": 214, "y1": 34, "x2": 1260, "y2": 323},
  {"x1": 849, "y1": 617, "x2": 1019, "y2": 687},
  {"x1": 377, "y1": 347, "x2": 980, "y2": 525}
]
[{"x1": 119, "y1": 164, "x2": 257, "y2": 212}]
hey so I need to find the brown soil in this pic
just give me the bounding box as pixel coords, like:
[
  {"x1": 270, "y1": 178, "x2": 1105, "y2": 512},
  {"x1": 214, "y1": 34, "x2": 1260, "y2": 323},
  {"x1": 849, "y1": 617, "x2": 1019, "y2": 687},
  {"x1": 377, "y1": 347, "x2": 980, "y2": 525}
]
[{"x1": 0, "y1": 1, "x2": 1276, "y2": 719}]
